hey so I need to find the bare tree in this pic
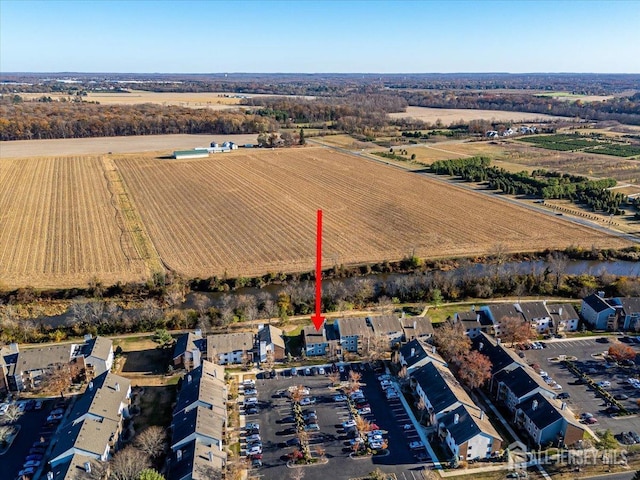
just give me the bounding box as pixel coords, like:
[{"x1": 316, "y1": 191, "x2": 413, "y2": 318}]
[
  {"x1": 328, "y1": 370, "x2": 340, "y2": 387},
  {"x1": 548, "y1": 251, "x2": 569, "y2": 290},
  {"x1": 288, "y1": 467, "x2": 305, "y2": 480},
  {"x1": 192, "y1": 293, "x2": 210, "y2": 315},
  {"x1": 0, "y1": 425, "x2": 15, "y2": 445},
  {"x1": 416, "y1": 396, "x2": 428, "y2": 424},
  {"x1": 109, "y1": 445, "x2": 150, "y2": 480},
  {"x1": 1, "y1": 404, "x2": 23, "y2": 424},
  {"x1": 194, "y1": 464, "x2": 222, "y2": 480},
  {"x1": 348, "y1": 370, "x2": 362, "y2": 394},
  {"x1": 133, "y1": 426, "x2": 166, "y2": 459}
]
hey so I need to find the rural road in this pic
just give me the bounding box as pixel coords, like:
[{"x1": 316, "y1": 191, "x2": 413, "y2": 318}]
[{"x1": 310, "y1": 139, "x2": 640, "y2": 245}]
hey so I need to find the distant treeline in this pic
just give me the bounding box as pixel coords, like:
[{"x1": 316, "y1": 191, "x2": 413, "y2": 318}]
[
  {"x1": 430, "y1": 157, "x2": 630, "y2": 215},
  {"x1": 398, "y1": 90, "x2": 640, "y2": 126},
  {"x1": 0, "y1": 98, "x2": 278, "y2": 141},
  {"x1": 243, "y1": 94, "x2": 409, "y2": 133}
]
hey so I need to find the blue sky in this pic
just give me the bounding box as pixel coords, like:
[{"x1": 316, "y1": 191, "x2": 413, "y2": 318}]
[{"x1": 1, "y1": 0, "x2": 639, "y2": 73}]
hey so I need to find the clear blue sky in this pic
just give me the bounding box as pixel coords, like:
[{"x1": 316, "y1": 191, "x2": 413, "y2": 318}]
[{"x1": 1, "y1": 0, "x2": 639, "y2": 73}]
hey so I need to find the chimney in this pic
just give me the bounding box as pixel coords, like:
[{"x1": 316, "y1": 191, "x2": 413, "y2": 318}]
[
  {"x1": 454, "y1": 413, "x2": 460, "y2": 424},
  {"x1": 559, "y1": 307, "x2": 563, "y2": 316},
  {"x1": 84, "y1": 462, "x2": 92, "y2": 473},
  {"x1": 479, "y1": 342, "x2": 484, "y2": 351},
  {"x1": 258, "y1": 324, "x2": 264, "y2": 331},
  {"x1": 413, "y1": 320, "x2": 417, "y2": 330},
  {"x1": 431, "y1": 345, "x2": 436, "y2": 354},
  {"x1": 543, "y1": 300, "x2": 547, "y2": 306},
  {"x1": 195, "y1": 328, "x2": 202, "y2": 337},
  {"x1": 208, "y1": 451, "x2": 213, "y2": 462},
  {"x1": 597, "y1": 291, "x2": 605, "y2": 298},
  {"x1": 472, "y1": 305, "x2": 475, "y2": 312},
  {"x1": 84, "y1": 333, "x2": 93, "y2": 342},
  {"x1": 47, "y1": 473, "x2": 54, "y2": 480},
  {"x1": 480, "y1": 410, "x2": 485, "y2": 420},
  {"x1": 177, "y1": 449, "x2": 183, "y2": 461},
  {"x1": 9, "y1": 342, "x2": 19, "y2": 353},
  {"x1": 476, "y1": 313, "x2": 480, "y2": 322},
  {"x1": 187, "y1": 374, "x2": 192, "y2": 384},
  {"x1": 532, "y1": 400, "x2": 538, "y2": 410},
  {"x1": 410, "y1": 348, "x2": 416, "y2": 357},
  {"x1": 561, "y1": 402, "x2": 567, "y2": 410},
  {"x1": 88, "y1": 381, "x2": 94, "y2": 391},
  {"x1": 114, "y1": 382, "x2": 120, "y2": 392}
]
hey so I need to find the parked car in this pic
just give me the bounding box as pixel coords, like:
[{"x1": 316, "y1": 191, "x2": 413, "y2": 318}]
[
  {"x1": 339, "y1": 365, "x2": 345, "y2": 373},
  {"x1": 304, "y1": 368, "x2": 311, "y2": 376},
  {"x1": 25, "y1": 454, "x2": 43, "y2": 462},
  {"x1": 277, "y1": 416, "x2": 295, "y2": 424},
  {"x1": 409, "y1": 441, "x2": 424, "y2": 449},
  {"x1": 24, "y1": 400, "x2": 36, "y2": 411},
  {"x1": 597, "y1": 381, "x2": 611, "y2": 388},
  {"x1": 630, "y1": 431, "x2": 640, "y2": 443},
  {"x1": 252, "y1": 458, "x2": 263, "y2": 468},
  {"x1": 18, "y1": 467, "x2": 36, "y2": 477},
  {"x1": 318, "y1": 367, "x2": 326, "y2": 375},
  {"x1": 556, "y1": 392, "x2": 570, "y2": 399},
  {"x1": 615, "y1": 394, "x2": 629, "y2": 400},
  {"x1": 342, "y1": 420, "x2": 356, "y2": 429},
  {"x1": 304, "y1": 423, "x2": 320, "y2": 431},
  {"x1": 0, "y1": 403, "x2": 9, "y2": 415},
  {"x1": 247, "y1": 445, "x2": 262, "y2": 455},
  {"x1": 285, "y1": 437, "x2": 300, "y2": 447},
  {"x1": 244, "y1": 388, "x2": 257, "y2": 396},
  {"x1": 246, "y1": 434, "x2": 261, "y2": 443},
  {"x1": 34, "y1": 400, "x2": 44, "y2": 410},
  {"x1": 245, "y1": 422, "x2": 260, "y2": 431},
  {"x1": 23, "y1": 460, "x2": 41, "y2": 468},
  {"x1": 585, "y1": 417, "x2": 598, "y2": 425},
  {"x1": 290, "y1": 367, "x2": 298, "y2": 376},
  {"x1": 300, "y1": 397, "x2": 316, "y2": 406},
  {"x1": 245, "y1": 407, "x2": 259, "y2": 415},
  {"x1": 333, "y1": 394, "x2": 347, "y2": 402},
  {"x1": 244, "y1": 397, "x2": 258, "y2": 405}
]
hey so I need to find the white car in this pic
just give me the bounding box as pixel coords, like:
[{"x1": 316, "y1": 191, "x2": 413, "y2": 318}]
[
  {"x1": 246, "y1": 434, "x2": 261, "y2": 443},
  {"x1": 318, "y1": 367, "x2": 325, "y2": 375},
  {"x1": 551, "y1": 383, "x2": 563, "y2": 390},
  {"x1": 342, "y1": 420, "x2": 356, "y2": 429},
  {"x1": 597, "y1": 381, "x2": 611, "y2": 388},
  {"x1": 247, "y1": 445, "x2": 262, "y2": 455},
  {"x1": 245, "y1": 422, "x2": 260, "y2": 431},
  {"x1": 333, "y1": 394, "x2": 347, "y2": 402},
  {"x1": 358, "y1": 407, "x2": 371, "y2": 415},
  {"x1": 409, "y1": 441, "x2": 424, "y2": 449},
  {"x1": 0, "y1": 403, "x2": 9, "y2": 415},
  {"x1": 539, "y1": 371, "x2": 548, "y2": 377},
  {"x1": 300, "y1": 397, "x2": 316, "y2": 406},
  {"x1": 369, "y1": 441, "x2": 383, "y2": 449},
  {"x1": 244, "y1": 397, "x2": 258, "y2": 405}
]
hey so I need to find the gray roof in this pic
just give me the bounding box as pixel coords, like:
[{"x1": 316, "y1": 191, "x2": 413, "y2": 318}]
[
  {"x1": 547, "y1": 304, "x2": 579, "y2": 321},
  {"x1": 516, "y1": 392, "x2": 580, "y2": 431},
  {"x1": 517, "y1": 302, "x2": 551, "y2": 321},
  {"x1": 207, "y1": 332, "x2": 254, "y2": 358},
  {"x1": 168, "y1": 439, "x2": 226, "y2": 480},
  {"x1": 368, "y1": 315, "x2": 402, "y2": 335},
  {"x1": 174, "y1": 332, "x2": 205, "y2": 360},
  {"x1": 412, "y1": 362, "x2": 474, "y2": 414},
  {"x1": 257, "y1": 325, "x2": 285, "y2": 350},
  {"x1": 401, "y1": 316, "x2": 434, "y2": 337},
  {"x1": 171, "y1": 406, "x2": 225, "y2": 448},
  {"x1": 336, "y1": 317, "x2": 373, "y2": 338},
  {"x1": 15, "y1": 344, "x2": 74, "y2": 374},
  {"x1": 174, "y1": 362, "x2": 226, "y2": 417},
  {"x1": 471, "y1": 332, "x2": 525, "y2": 375},
  {"x1": 618, "y1": 297, "x2": 640, "y2": 315},
  {"x1": 49, "y1": 453, "x2": 102, "y2": 480},
  {"x1": 399, "y1": 338, "x2": 445, "y2": 369},
  {"x1": 493, "y1": 366, "x2": 554, "y2": 399},
  {"x1": 66, "y1": 372, "x2": 130, "y2": 426},
  {"x1": 303, "y1": 324, "x2": 327, "y2": 345},
  {"x1": 86, "y1": 336, "x2": 112, "y2": 361},
  {"x1": 439, "y1": 404, "x2": 501, "y2": 446},
  {"x1": 487, "y1": 304, "x2": 524, "y2": 324},
  {"x1": 582, "y1": 293, "x2": 615, "y2": 313},
  {"x1": 51, "y1": 417, "x2": 118, "y2": 463}
]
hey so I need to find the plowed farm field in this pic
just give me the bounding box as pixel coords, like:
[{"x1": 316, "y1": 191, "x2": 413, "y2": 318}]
[
  {"x1": 0, "y1": 156, "x2": 148, "y2": 288},
  {"x1": 113, "y1": 147, "x2": 629, "y2": 279}
]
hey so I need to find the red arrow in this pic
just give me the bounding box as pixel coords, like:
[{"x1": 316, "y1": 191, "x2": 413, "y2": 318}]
[{"x1": 311, "y1": 209, "x2": 325, "y2": 331}]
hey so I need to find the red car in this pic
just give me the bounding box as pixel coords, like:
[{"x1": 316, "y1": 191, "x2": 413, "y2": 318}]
[{"x1": 249, "y1": 453, "x2": 262, "y2": 460}]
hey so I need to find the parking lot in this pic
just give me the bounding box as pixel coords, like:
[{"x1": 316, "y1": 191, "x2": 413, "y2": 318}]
[
  {"x1": 523, "y1": 337, "x2": 640, "y2": 439},
  {"x1": 2, "y1": 398, "x2": 61, "y2": 480},
  {"x1": 238, "y1": 363, "x2": 431, "y2": 480}
]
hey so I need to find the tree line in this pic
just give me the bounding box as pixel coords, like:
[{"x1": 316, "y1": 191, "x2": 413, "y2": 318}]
[
  {"x1": 0, "y1": 98, "x2": 279, "y2": 141},
  {"x1": 430, "y1": 157, "x2": 630, "y2": 215}
]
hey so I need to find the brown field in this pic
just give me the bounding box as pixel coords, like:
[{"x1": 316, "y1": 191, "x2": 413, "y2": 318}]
[
  {"x1": 0, "y1": 156, "x2": 148, "y2": 288},
  {"x1": 389, "y1": 106, "x2": 563, "y2": 124},
  {"x1": 17, "y1": 90, "x2": 314, "y2": 108},
  {"x1": 0, "y1": 134, "x2": 260, "y2": 159},
  {"x1": 113, "y1": 147, "x2": 629, "y2": 280}
]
